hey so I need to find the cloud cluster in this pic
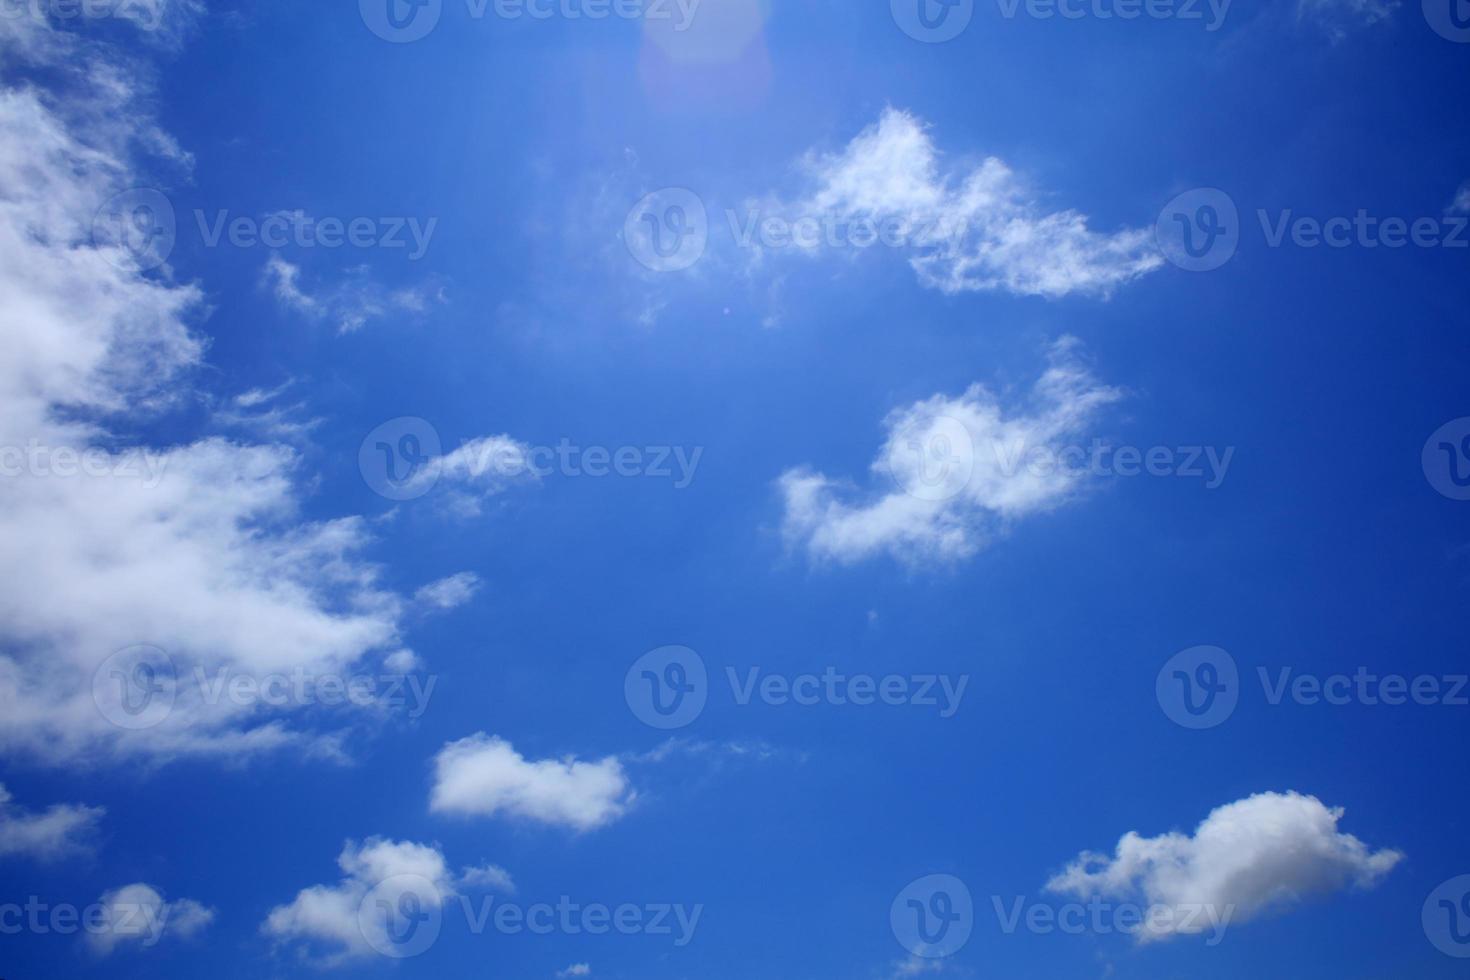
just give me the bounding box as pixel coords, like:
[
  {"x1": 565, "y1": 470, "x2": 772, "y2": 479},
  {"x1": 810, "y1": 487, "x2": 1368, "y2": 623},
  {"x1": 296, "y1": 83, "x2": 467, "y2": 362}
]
[
  {"x1": 263, "y1": 837, "x2": 483, "y2": 964},
  {"x1": 0, "y1": 5, "x2": 472, "y2": 765},
  {"x1": 1046, "y1": 791, "x2": 1403, "y2": 942},
  {"x1": 759, "y1": 108, "x2": 1163, "y2": 298},
  {"x1": 430, "y1": 734, "x2": 634, "y2": 831},
  {"x1": 89, "y1": 882, "x2": 214, "y2": 956},
  {"x1": 779, "y1": 337, "x2": 1121, "y2": 566},
  {"x1": 0, "y1": 784, "x2": 105, "y2": 860}
]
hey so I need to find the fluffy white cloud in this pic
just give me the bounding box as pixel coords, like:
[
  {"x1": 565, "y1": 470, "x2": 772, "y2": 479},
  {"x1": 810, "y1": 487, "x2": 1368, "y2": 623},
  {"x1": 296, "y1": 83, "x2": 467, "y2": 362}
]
[
  {"x1": 88, "y1": 883, "x2": 214, "y2": 956},
  {"x1": 756, "y1": 108, "x2": 1162, "y2": 298},
  {"x1": 1046, "y1": 791, "x2": 1403, "y2": 942},
  {"x1": 0, "y1": 784, "x2": 105, "y2": 860},
  {"x1": 430, "y1": 734, "x2": 633, "y2": 831},
  {"x1": 263, "y1": 838, "x2": 468, "y2": 965},
  {"x1": 557, "y1": 963, "x2": 592, "y2": 977},
  {"x1": 414, "y1": 572, "x2": 482, "y2": 612},
  {"x1": 0, "y1": 12, "x2": 438, "y2": 765},
  {"x1": 778, "y1": 337, "x2": 1120, "y2": 566}
]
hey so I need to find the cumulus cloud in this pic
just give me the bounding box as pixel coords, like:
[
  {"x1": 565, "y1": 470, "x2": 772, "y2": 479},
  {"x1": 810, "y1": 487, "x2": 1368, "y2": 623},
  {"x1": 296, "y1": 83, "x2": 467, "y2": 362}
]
[
  {"x1": 0, "y1": 784, "x2": 105, "y2": 860},
  {"x1": 753, "y1": 108, "x2": 1162, "y2": 298},
  {"x1": 0, "y1": 10, "x2": 452, "y2": 766},
  {"x1": 1046, "y1": 791, "x2": 1403, "y2": 942},
  {"x1": 88, "y1": 883, "x2": 214, "y2": 956},
  {"x1": 557, "y1": 964, "x2": 592, "y2": 977},
  {"x1": 778, "y1": 337, "x2": 1121, "y2": 566},
  {"x1": 414, "y1": 572, "x2": 482, "y2": 612},
  {"x1": 430, "y1": 734, "x2": 633, "y2": 831},
  {"x1": 263, "y1": 837, "x2": 476, "y2": 965}
]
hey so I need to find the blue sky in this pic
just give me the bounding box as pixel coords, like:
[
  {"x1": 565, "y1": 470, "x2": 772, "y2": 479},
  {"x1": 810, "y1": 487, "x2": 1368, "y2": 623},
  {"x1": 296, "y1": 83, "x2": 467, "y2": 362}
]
[{"x1": 2, "y1": 0, "x2": 1470, "y2": 977}]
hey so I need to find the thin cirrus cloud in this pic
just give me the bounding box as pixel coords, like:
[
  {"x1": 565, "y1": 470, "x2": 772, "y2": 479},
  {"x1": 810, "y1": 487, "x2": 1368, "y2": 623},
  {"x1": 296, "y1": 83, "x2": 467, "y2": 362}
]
[
  {"x1": 0, "y1": 10, "x2": 518, "y2": 767},
  {"x1": 1046, "y1": 791, "x2": 1403, "y2": 942},
  {"x1": 750, "y1": 107, "x2": 1164, "y2": 299},
  {"x1": 778, "y1": 337, "x2": 1121, "y2": 567},
  {"x1": 0, "y1": 784, "x2": 106, "y2": 861},
  {"x1": 262, "y1": 253, "x2": 445, "y2": 334},
  {"x1": 430, "y1": 734, "x2": 634, "y2": 832}
]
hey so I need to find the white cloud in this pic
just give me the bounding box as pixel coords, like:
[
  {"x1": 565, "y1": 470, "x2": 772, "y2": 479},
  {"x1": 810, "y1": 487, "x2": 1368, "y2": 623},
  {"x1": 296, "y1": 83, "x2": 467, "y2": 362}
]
[
  {"x1": 263, "y1": 255, "x2": 444, "y2": 334},
  {"x1": 414, "y1": 572, "x2": 482, "y2": 612},
  {"x1": 757, "y1": 108, "x2": 1162, "y2": 298},
  {"x1": 0, "y1": 13, "x2": 432, "y2": 766},
  {"x1": 430, "y1": 734, "x2": 633, "y2": 831},
  {"x1": 263, "y1": 837, "x2": 465, "y2": 965},
  {"x1": 0, "y1": 784, "x2": 105, "y2": 860},
  {"x1": 405, "y1": 434, "x2": 541, "y2": 518},
  {"x1": 88, "y1": 883, "x2": 213, "y2": 956},
  {"x1": 457, "y1": 863, "x2": 515, "y2": 892},
  {"x1": 557, "y1": 964, "x2": 592, "y2": 977},
  {"x1": 778, "y1": 337, "x2": 1121, "y2": 566},
  {"x1": 1046, "y1": 791, "x2": 1403, "y2": 942}
]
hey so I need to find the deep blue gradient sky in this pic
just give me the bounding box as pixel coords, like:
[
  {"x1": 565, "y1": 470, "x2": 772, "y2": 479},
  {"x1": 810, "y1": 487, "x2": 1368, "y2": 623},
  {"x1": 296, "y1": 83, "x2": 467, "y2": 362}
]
[{"x1": 3, "y1": 0, "x2": 1470, "y2": 978}]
